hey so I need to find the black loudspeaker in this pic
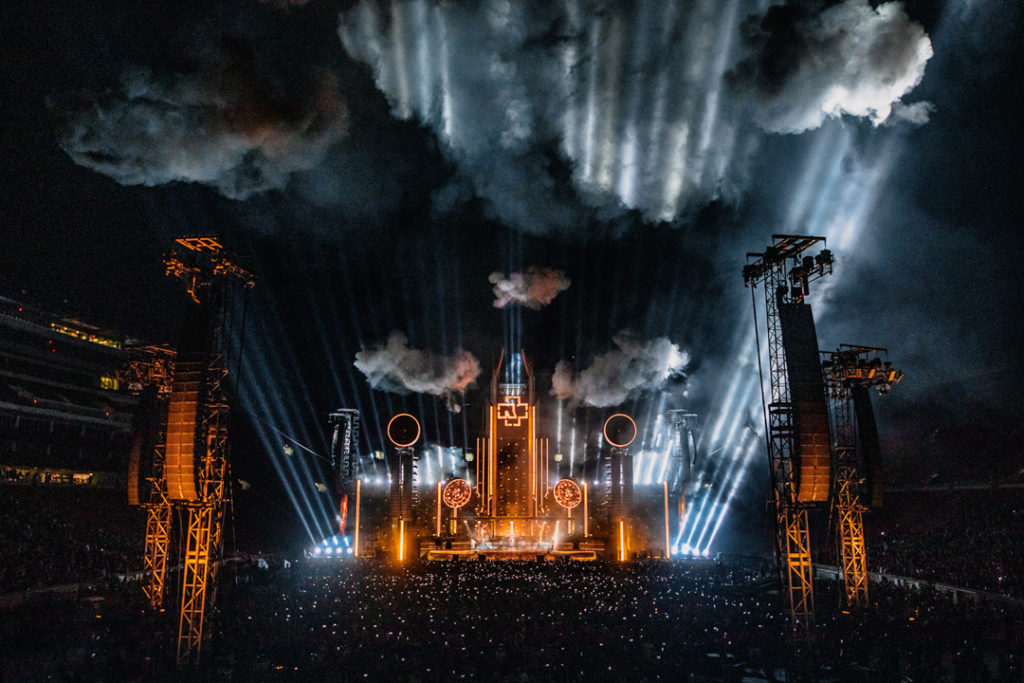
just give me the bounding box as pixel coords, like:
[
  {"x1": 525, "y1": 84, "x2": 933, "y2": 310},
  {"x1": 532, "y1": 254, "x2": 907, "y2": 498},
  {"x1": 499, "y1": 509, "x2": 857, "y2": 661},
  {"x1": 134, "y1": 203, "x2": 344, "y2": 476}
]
[
  {"x1": 853, "y1": 385, "x2": 884, "y2": 509},
  {"x1": 779, "y1": 303, "x2": 831, "y2": 503},
  {"x1": 127, "y1": 384, "x2": 159, "y2": 506}
]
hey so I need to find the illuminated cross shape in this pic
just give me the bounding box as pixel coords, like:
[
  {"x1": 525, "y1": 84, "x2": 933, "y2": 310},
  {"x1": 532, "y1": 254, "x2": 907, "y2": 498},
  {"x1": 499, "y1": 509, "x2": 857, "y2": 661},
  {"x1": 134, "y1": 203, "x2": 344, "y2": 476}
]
[{"x1": 497, "y1": 396, "x2": 529, "y2": 427}]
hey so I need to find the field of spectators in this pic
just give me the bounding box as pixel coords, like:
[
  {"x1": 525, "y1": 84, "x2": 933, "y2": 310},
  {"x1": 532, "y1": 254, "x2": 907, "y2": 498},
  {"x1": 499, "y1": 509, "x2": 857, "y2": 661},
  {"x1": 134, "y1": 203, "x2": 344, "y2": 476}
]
[
  {"x1": 3, "y1": 484, "x2": 1024, "y2": 681},
  {"x1": 865, "y1": 487, "x2": 1024, "y2": 598},
  {"x1": 0, "y1": 485, "x2": 144, "y2": 593},
  {"x1": 3, "y1": 557, "x2": 1023, "y2": 681}
]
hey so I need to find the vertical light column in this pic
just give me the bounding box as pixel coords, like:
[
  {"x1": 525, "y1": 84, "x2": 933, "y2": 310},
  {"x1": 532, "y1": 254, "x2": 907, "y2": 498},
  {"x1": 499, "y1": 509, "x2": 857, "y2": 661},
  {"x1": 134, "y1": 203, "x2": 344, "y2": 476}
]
[
  {"x1": 583, "y1": 482, "x2": 589, "y2": 537},
  {"x1": 436, "y1": 482, "x2": 443, "y2": 536},
  {"x1": 664, "y1": 480, "x2": 671, "y2": 559},
  {"x1": 488, "y1": 406, "x2": 497, "y2": 517},
  {"x1": 529, "y1": 405, "x2": 536, "y2": 517},
  {"x1": 399, "y1": 519, "x2": 405, "y2": 562},
  {"x1": 475, "y1": 437, "x2": 482, "y2": 498},
  {"x1": 354, "y1": 479, "x2": 361, "y2": 557},
  {"x1": 678, "y1": 495, "x2": 686, "y2": 544}
]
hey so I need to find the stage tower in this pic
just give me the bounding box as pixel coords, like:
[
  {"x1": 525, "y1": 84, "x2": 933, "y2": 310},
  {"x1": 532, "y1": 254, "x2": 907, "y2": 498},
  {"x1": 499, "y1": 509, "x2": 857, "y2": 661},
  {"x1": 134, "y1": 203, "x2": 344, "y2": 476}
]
[
  {"x1": 743, "y1": 234, "x2": 833, "y2": 635},
  {"x1": 822, "y1": 345, "x2": 902, "y2": 608},
  {"x1": 475, "y1": 349, "x2": 549, "y2": 539}
]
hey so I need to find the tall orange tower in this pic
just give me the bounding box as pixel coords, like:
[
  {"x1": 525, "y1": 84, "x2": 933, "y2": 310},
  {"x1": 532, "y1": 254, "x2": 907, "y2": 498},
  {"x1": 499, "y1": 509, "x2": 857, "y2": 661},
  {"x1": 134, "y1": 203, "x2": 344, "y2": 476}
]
[
  {"x1": 475, "y1": 349, "x2": 550, "y2": 538},
  {"x1": 161, "y1": 237, "x2": 254, "y2": 666}
]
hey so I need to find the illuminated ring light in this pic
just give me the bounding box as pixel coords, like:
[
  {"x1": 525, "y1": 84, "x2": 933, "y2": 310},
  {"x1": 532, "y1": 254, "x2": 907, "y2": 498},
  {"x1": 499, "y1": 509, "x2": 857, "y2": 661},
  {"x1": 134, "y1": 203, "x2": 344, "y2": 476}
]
[
  {"x1": 552, "y1": 479, "x2": 582, "y2": 509},
  {"x1": 387, "y1": 413, "x2": 421, "y2": 448},
  {"x1": 442, "y1": 478, "x2": 473, "y2": 509},
  {"x1": 603, "y1": 413, "x2": 637, "y2": 448}
]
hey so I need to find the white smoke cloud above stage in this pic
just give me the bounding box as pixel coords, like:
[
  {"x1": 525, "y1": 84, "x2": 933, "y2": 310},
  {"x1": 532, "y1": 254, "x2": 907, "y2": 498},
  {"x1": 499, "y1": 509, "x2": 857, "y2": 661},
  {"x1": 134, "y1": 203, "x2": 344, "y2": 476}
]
[
  {"x1": 729, "y1": 0, "x2": 933, "y2": 134},
  {"x1": 489, "y1": 268, "x2": 571, "y2": 310},
  {"x1": 60, "y1": 49, "x2": 348, "y2": 200},
  {"x1": 354, "y1": 332, "x2": 480, "y2": 411},
  {"x1": 339, "y1": 0, "x2": 932, "y2": 228},
  {"x1": 339, "y1": 0, "x2": 757, "y2": 227},
  {"x1": 551, "y1": 331, "x2": 689, "y2": 407}
]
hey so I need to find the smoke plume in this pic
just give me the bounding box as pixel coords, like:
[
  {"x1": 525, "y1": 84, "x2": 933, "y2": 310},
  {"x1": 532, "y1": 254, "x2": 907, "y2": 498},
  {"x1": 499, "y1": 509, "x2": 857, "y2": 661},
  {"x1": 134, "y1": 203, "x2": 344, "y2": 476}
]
[
  {"x1": 339, "y1": 0, "x2": 758, "y2": 227},
  {"x1": 551, "y1": 331, "x2": 688, "y2": 407},
  {"x1": 354, "y1": 332, "x2": 480, "y2": 410},
  {"x1": 59, "y1": 43, "x2": 348, "y2": 199},
  {"x1": 339, "y1": 0, "x2": 933, "y2": 229},
  {"x1": 729, "y1": 0, "x2": 933, "y2": 133},
  {"x1": 489, "y1": 268, "x2": 571, "y2": 309}
]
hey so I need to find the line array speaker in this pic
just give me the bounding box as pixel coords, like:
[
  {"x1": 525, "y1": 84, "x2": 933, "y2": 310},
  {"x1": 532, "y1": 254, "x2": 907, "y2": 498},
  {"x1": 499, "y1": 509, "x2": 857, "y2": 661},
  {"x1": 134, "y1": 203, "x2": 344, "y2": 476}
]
[{"x1": 780, "y1": 303, "x2": 831, "y2": 503}]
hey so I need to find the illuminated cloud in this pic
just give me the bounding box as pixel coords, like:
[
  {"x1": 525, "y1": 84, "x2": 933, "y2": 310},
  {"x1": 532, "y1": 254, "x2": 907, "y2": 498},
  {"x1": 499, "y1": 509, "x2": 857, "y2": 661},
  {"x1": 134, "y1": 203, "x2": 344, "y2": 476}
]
[
  {"x1": 887, "y1": 100, "x2": 935, "y2": 126},
  {"x1": 729, "y1": 0, "x2": 933, "y2": 133},
  {"x1": 552, "y1": 331, "x2": 688, "y2": 407},
  {"x1": 340, "y1": 0, "x2": 933, "y2": 228},
  {"x1": 354, "y1": 332, "x2": 480, "y2": 410},
  {"x1": 339, "y1": 0, "x2": 757, "y2": 226},
  {"x1": 489, "y1": 267, "x2": 571, "y2": 309},
  {"x1": 59, "y1": 45, "x2": 348, "y2": 199}
]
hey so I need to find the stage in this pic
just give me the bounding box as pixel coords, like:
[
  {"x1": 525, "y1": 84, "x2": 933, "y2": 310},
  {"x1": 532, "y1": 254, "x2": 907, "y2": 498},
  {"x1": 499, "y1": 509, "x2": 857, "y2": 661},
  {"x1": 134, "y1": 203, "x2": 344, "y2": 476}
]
[
  {"x1": 423, "y1": 548, "x2": 598, "y2": 561},
  {"x1": 420, "y1": 537, "x2": 604, "y2": 561}
]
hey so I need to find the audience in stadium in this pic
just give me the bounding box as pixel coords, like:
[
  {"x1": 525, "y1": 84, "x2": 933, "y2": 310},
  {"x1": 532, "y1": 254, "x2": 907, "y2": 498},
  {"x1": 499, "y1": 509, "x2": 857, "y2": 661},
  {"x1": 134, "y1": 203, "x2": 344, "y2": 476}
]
[
  {"x1": 2, "y1": 486, "x2": 1023, "y2": 680},
  {"x1": 867, "y1": 489, "x2": 1024, "y2": 598},
  {"x1": 0, "y1": 487, "x2": 143, "y2": 593}
]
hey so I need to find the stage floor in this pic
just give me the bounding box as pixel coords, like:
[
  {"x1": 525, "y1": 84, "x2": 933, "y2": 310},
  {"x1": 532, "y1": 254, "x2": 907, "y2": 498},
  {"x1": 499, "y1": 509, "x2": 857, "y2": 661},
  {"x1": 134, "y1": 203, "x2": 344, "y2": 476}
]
[{"x1": 424, "y1": 548, "x2": 598, "y2": 561}]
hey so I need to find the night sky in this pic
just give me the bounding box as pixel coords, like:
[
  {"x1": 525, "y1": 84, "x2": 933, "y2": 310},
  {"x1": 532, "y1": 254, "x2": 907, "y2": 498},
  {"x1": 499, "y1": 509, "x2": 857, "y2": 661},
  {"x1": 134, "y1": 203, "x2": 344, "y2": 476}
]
[{"x1": 2, "y1": 0, "x2": 1022, "y2": 550}]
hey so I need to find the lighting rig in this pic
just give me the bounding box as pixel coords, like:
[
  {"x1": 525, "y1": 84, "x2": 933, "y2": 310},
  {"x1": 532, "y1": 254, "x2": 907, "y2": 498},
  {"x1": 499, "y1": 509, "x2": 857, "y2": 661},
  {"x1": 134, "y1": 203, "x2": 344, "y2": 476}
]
[
  {"x1": 821, "y1": 345, "x2": 902, "y2": 608},
  {"x1": 665, "y1": 409, "x2": 698, "y2": 546},
  {"x1": 160, "y1": 237, "x2": 254, "y2": 666},
  {"x1": 328, "y1": 408, "x2": 361, "y2": 545},
  {"x1": 743, "y1": 234, "x2": 833, "y2": 635}
]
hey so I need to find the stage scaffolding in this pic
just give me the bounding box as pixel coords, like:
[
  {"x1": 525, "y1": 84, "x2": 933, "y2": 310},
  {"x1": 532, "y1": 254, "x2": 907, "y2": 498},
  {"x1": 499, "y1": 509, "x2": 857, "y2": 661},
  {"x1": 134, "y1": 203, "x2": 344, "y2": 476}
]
[{"x1": 744, "y1": 235, "x2": 833, "y2": 635}]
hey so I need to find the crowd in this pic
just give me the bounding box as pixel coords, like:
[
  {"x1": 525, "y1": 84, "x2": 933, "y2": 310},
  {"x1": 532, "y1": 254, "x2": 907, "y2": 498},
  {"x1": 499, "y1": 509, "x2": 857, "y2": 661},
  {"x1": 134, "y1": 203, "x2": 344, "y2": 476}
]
[
  {"x1": 5, "y1": 556, "x2": 1021, "y2": 682},
  {"x1": 0, "y1": 486, "x2": 144, "y2": 593},
  {"x1": 866, "y1": 488, "x2": 1024, "y2": 598},
  {"x1": 3, "y1": 484, "x2": 1024, "y2": 681}
]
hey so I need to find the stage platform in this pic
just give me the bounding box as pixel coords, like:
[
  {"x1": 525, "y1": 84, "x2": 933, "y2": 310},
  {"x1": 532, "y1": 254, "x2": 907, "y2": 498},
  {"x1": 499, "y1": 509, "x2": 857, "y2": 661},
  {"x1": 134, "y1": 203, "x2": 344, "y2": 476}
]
[
  {"x1": 423, "y1": 548, "x2": 598, "y2": 561},
  {"x1": 421, "y1": 538, "x2": 604, "y2": 561}
]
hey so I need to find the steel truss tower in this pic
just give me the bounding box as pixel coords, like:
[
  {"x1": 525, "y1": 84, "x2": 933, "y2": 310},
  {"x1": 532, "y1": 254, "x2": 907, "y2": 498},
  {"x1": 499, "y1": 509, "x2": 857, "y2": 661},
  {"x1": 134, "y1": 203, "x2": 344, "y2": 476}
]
[
  {"x1": 143, "y1": 480, "x2": 172, "y2": 608},
  {"x1": 163, "y1": 237, "x2": 254, "y2": 666},
  {"x1": 743, "y1": 235, "x2": 833, "y2": 635},
  {"x1": 123, "y1": 346, "x2": 175, "y2": 609},
  {"x1": 822, "y1": 346, "x2": 902, "y2": 608},
  {"x1": 177, "y1": 356, "x2": 230, "y2": 664}
]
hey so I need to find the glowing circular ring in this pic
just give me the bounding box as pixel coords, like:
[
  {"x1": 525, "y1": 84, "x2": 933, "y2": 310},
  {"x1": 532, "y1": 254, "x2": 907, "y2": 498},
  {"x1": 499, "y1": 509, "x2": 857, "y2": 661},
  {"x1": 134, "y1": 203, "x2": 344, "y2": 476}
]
[
  {"x1": 387, "y1": 413, "x2": 421, "y2": 448},
  {"x1": 603, "y1": 413, "x2": 637, "y2": 448},
  {"x1": 553, "y1": 478, "x2": 582, "y2": 509},
  {"x1": 442, "y1": 478, "x2": 472, "y2": 509}
]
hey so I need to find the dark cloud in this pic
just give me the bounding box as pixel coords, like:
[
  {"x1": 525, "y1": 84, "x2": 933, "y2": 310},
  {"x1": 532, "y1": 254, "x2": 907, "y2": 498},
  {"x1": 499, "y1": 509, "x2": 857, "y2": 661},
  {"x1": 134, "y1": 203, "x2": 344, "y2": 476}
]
[
  {"x1": 338, "y1": 0, "x2": 758, "y2": 227},
  {"x1": 339, "y1": 0, "x2": 936, "y2": 232},
  {"x1": 729, "y1": 0, "x2": 933, "y2": 133},
  {"x1": 59, "y1": 39, "x2": 348, "y2": 199}
]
